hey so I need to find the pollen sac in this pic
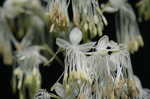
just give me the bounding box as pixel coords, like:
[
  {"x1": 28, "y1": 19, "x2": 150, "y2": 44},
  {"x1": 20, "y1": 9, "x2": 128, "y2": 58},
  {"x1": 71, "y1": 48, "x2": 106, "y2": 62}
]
[
  {"x1": 16, "y1": 46, "x2": 47, "y2": 74},
  {"x1": 102, "y1": 0, "x2": 144, "y2": 53},
  {"x1": 56, "y1": 29, "x2": 94, "y2": 98},
  {"x1": 47, "y1": 0, "x2": 70, "y2": 33}
]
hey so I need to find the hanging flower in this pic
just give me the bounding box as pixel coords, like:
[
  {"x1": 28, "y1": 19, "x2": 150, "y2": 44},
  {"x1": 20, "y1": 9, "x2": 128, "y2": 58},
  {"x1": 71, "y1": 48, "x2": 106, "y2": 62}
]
[
  {"x1": 72, "y1": 0, "x2": 107, "y2": 40},
  {"x1": 34, "y1": 34, "x2": 150, "y2": 99},
  {"x1": 56, "y1": 27, "x2": 95, "y2": 84},
  {"x1": 102, "y1": 0, "x2": 144, "y2": 53},
  {"x1": 115, "y1": 2, "x2": 144, "y2": 53},
  {"x1": 47, "y1": 0, "x2": 70, "y2": 33},
  {"x1": 13, "y1": 43, "x2": 48, "y2": 99}
]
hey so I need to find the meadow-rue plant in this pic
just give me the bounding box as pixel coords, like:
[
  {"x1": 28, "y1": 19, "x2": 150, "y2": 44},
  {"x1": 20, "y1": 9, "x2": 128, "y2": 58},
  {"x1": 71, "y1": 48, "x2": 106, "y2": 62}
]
[
  {"x1": 0, "y1": 0, "x2": 150, "y2": 99},
  {"x1": 36, "y1": 29, "x2": 150, "y2": 99},
  {"x1": 56, "y1": 28, "x2": 95, "y2": 84}
]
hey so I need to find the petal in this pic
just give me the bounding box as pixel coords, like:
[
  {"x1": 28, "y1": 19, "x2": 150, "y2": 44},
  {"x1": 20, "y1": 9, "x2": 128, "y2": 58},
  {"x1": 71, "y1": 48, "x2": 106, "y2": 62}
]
[
  {"x1": 96, "y1": 35, "x2": 109, "y2": 50},
  {"x1": 56, "y1": 38, "x2": 70, "y2": 49},
  {"x1": 79, "y1": 42, "x2": 96, "y2": 52},
  {"x1": 52, "y1": 83, "x2": 65, "y2": 98}
]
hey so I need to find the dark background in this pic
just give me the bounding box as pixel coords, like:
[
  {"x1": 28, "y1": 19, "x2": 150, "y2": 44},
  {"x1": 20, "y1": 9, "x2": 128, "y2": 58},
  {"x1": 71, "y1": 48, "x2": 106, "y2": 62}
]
[{"x1": 0, "y1": 0, "x2": 150, "y2": 99}]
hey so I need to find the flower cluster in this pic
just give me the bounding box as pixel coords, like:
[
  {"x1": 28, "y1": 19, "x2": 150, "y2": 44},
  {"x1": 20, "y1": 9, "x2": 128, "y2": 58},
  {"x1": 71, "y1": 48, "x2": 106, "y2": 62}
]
[
  {"x1": 72, "y1": 0, "x2": 107, "y2": 40},
  {"x1": 0, "y1": 0, "x2": 47, "y2": 65},
  {"x1": 13, "y1": 42, "x2": 48, "y2": 99},
  {"x1": 115, "y1": 2, "x2": 144, "y2": 53},
  {"x1": 103, "y1": 0, "x2": 144, "y2": 53},
  {"x1": 0, "y1": 0, "x2": 49, "y2": 99},
  {"x1": 46, "y1": 0, "x2": 107, "y2": 40},
  {"x1": 0, "y1": 0, "x2": 149, "y2": 99},
  {"x1": 35, "y1": 28, "x2": 149, "y2": 99},
  {"x1": 46, "y1": 0, "x2": 70, "y2": 33}
]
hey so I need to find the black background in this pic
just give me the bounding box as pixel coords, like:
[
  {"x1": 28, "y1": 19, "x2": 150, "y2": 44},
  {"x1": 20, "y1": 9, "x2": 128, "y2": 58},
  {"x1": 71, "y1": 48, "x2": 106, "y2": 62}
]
[{"x1": 0, "y1": 0, "x2": 150, "y2": 99}]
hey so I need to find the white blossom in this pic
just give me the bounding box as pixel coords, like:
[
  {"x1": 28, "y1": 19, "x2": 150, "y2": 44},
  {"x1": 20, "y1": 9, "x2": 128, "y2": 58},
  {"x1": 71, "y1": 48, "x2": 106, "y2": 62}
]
[
  {"x1": 56, "y1": 27, "x2": 95, "y2": 84},
  {"x1": 72, "y1": 0, "x2": 107, "y2": 39},
  {"x1": 47, "y1": 0, "x2": 70, "y2": 32},
  {"x1": 115, "y1": 3, "x2": 144, "y2": 53}
]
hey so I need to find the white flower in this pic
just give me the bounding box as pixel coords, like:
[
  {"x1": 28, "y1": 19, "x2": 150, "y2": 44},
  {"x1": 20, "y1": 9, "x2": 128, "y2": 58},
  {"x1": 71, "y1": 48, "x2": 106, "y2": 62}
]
[
  {"x1": 47, "y1": 0, "x2": 70, "y2": 32},
  {"x1": 12, "y1": 34, "x2": 48, "y2": 99},
  {"x1": 115, "y1": 3, "x2": 144, "y2": 53},
  {"x1": 16, "y1": 46, "x2": 47, "y2": 74},
  {"x1": 72, "y1": 0, "x2": 107, "y2": 39},
  {"x1": 56, "y1": 27, "x2": 95, "y2": 84},
  {"x1": 102, "y1": 1, "x2": 144, "y2": 53},
  {"x1": 56, "y1": 27, "x2": 96, "y2": 52},
  {"x1": 13, "y1": 45, "x2": 47, "y2": 99}
]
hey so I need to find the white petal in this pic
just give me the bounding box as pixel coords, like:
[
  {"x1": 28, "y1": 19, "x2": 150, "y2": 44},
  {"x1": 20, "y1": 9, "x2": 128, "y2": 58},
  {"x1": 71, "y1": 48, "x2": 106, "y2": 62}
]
[
  {"x1": 56, "y1": 38, "x2": 70, "y2": 48},
  {"x1": 69, "y1": 27, "x2": 83, "y2": 45}
]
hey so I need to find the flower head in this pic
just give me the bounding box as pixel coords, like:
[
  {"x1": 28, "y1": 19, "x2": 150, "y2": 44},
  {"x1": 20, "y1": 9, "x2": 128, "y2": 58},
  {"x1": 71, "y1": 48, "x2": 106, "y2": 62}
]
[
  {"x1": 13, "y1": 43, "x2": 47, "y2": 99},
  {"x1": 47, "y1": 0, "x2": 70, "y2": 33},
  {"x1": 115, "y1": 3, "x2": 144, "y2": 53},
  {"x1": 102, "y1": 0, "x2": 144, "y2": 53},
  {"x1": 86, "y1": 35, "x2": 142, "y2": 98},
  {"x1": 56, "y1": 28, "x2": 95, "y2": 84},
  {"x1": 72, "y1": 0, "x2": 107, "y2": 40},
  {"x1": 55, "y1": 34, "x2": 149, "y2": 99}
]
